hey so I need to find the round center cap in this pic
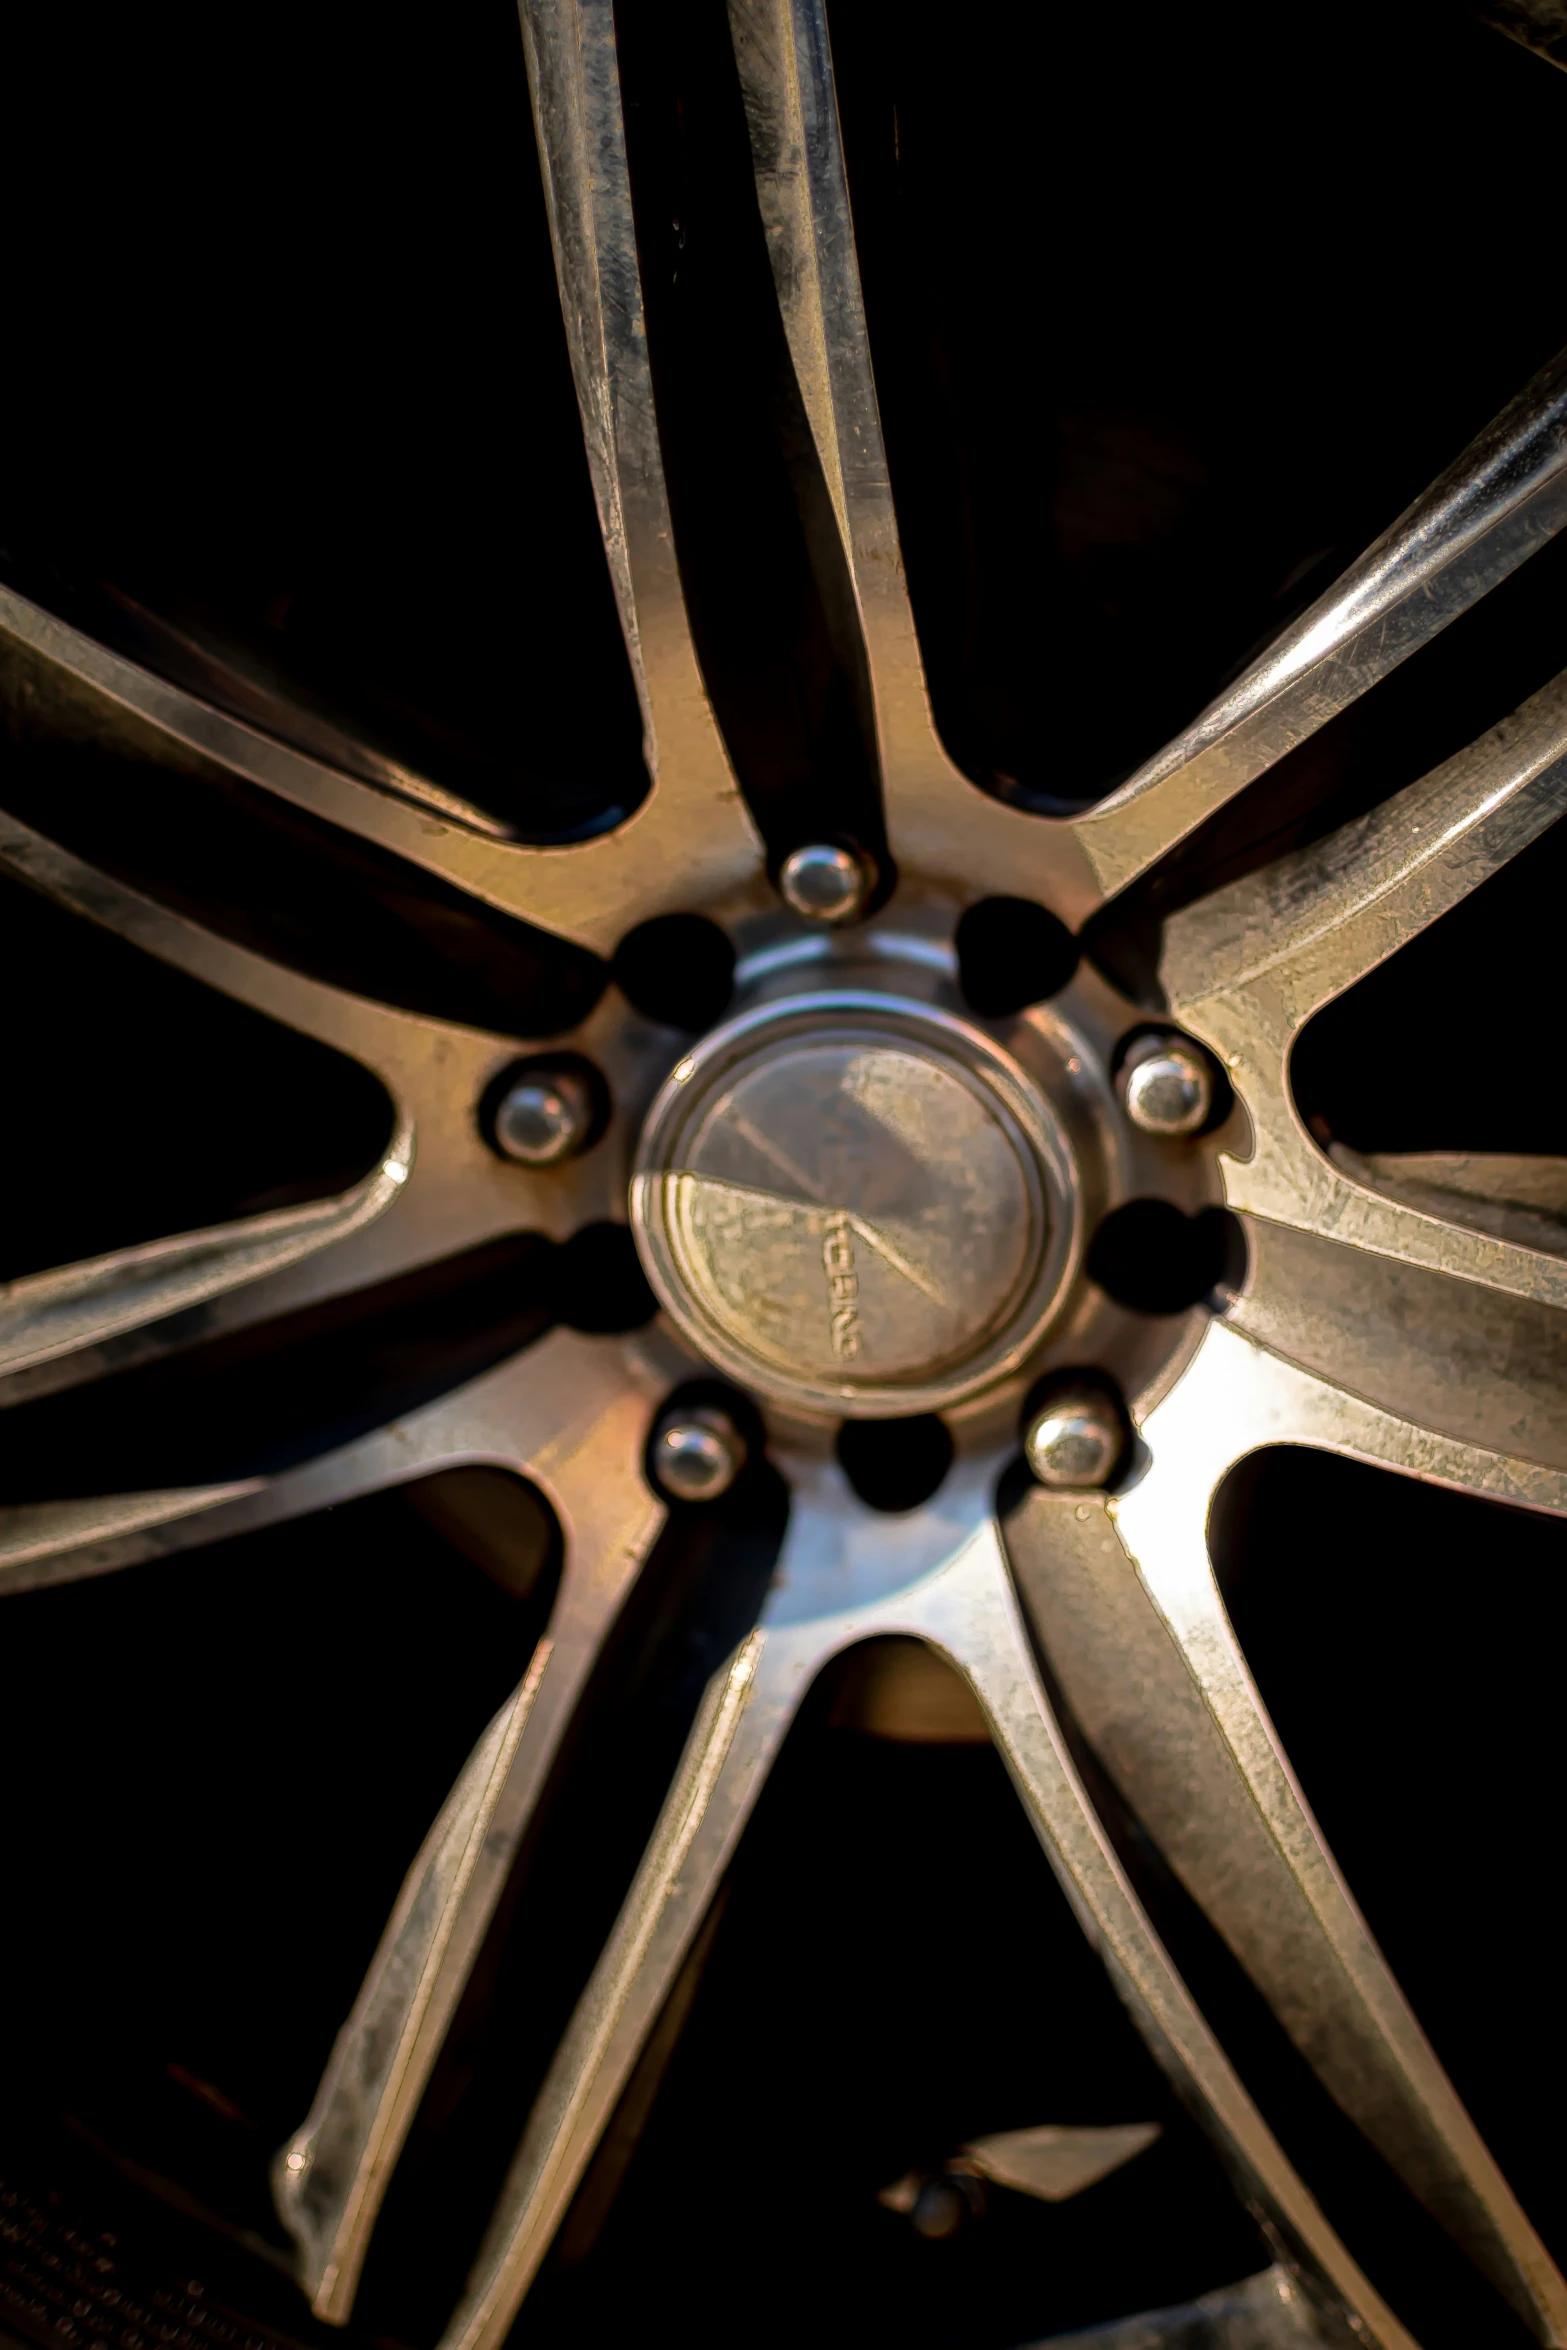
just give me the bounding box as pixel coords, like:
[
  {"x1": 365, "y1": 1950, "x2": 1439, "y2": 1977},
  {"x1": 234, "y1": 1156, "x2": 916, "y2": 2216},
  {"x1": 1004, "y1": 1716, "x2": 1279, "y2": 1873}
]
[{"x1": 631, "y1": 995, "x2": 1074, "y2": 1415}]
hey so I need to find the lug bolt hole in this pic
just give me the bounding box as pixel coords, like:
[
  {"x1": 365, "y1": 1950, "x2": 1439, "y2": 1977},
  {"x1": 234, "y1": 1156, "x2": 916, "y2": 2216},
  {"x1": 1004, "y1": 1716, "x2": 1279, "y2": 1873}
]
[
  {"x1": 555, "y1": 1223, "x2": 658, "y2": 1333},
  {"x1": 837, "y1": 1414, "x2": 955, "y2": 1514},
  {"x1": 1088, "y1": 1200, "x2": 1242, "y2": 1317},
  {"x1": 613, "y1": 913, "x2": 735, "y2": 1032},
  {"x1": 955, "y1": 896, "x2": 1078, "y2": 1018}
]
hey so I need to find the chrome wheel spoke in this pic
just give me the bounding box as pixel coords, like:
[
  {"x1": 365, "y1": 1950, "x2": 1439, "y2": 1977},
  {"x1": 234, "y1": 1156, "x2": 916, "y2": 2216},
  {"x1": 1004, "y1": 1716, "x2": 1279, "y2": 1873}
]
[
  {"x1": 906, "y1": 1524, "x2": 1412, "y2": 2348},
  {"x1": 724, "y1": 15, "x2": 1567, "y2": 923},
  {"x1": 271, "y1": 1328, "x2": 666, "y2": 2323},
  {"x1": 0, "y1": 1483, "x2": 268, "y2": 1585},
  {"x1": 5, "y1": 14, "x2": 1558, "y2": 2339},
  {"x1": 0, "y1": 811, "x2": 608, "y2": 1386},
  {"x1": 1078, "y1": 344, "x2": 1567, "y2": 902},
  {"x1": 1, "y1": 576, "x2": 754, "y2": 957},
  {"x1": 0, "y1": 1323, "x2": 668, "y2": 2315},
  {"x1": 1163, "y1": 1316, "x2": 1567, "y2": 1518},
  {"x1": 1227, "y1": 1209, "x2": 1567, "y2": 1474},
  {"x1": 1161, "y1": 667, "x2": 1567, "y2": 1027},
  {"x1": 0, "y1": 1325, "x2": 656, "y2": 1591},
  {"x1": 441, "y1": 1448, "x2": 992, "y2": 2345},
  {"x1": 1160, "y1": 667, "x2": 1567, "y2": 1312},
  {"x1": 0, "y1": 1162, "x2": 412, "y2": 1385},
  {"x1": 443, "y1": 1623, "x2": 788, "y2": 2350},
  {"x1": 445, "y1": 1465, "x2": 1413, "y2": 2350},
  {"x1": 1012, "y1": 1318, "x2": 1567, "y2": 2342},
  {"x1": 512, "y1": 0, "x2": 762, "y2": 925},
  {"x1": 726, "y1": 0, "x2": 1099, "y2": 921}
]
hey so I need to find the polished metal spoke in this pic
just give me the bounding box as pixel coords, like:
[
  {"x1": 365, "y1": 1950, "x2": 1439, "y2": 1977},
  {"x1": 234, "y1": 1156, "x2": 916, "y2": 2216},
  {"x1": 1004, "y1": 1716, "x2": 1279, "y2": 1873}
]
[
  {"x1": 0, "y1": 1483, "x2": 268, "y2": 1584},
  {"x1": 1336, "y1": 1149, "x2": 1567, "y2": 1252},
  {"x1": 2, "y1": 7, "x2": 1558, "y2": 2340},
  {"x1": 0, "y1": 1156, "x2": 412, "y2": 1387},
  {"x1": 0, "y1": 812, "x2": 627, "y2": 1396},
  {"x1": 1011, "y1": 636, "x2": 1567, "y2": 2338},
  {"x1": 443, "y1": 1450, "x2": 1413, "y2": 2350},
  {"x1": 1081, "y1": 346, "x2": 1567, "y2": 902},
  {"x1": 1012, "y1": 1318, "x2": 1567, "y2": 2345},
  {"x1": 0, "y1": 6, "x2": 765, "y2": 960},
  {"x1": 725, "y1": 2, "x2": 1567, "y2": 926},
  {"x1": 270, "y1": 1328, "x2": 669, "y2": 2324},
  {"x1": 516, "y1": 0, "x2": 762, "y2": 929},
  {"x1": 0, "y1": 810, "x2": 424, "y2": 1380},
  {"x1": 1160, "y1": 667, "x2": 1567, "y2": 1314},
  {"x1": 1225, "y1": 1210, "x2": 1567, "y2": 1473},
  {"x1": 726, "y1": 0, "x2": 1101, "y2": 923},
  {"x1": 0, "y1": 1318, "x2": 672, "y2": 2322},
  {"x1": 0, "y1": 573, "x2": 754, "y2": 963},
  {"x1": 0, "y1": 1322, "x2": 662, "y2": 1591},
  {"x1": 1160, "y1": 668, "x2": 1567, "y2": 1025}
]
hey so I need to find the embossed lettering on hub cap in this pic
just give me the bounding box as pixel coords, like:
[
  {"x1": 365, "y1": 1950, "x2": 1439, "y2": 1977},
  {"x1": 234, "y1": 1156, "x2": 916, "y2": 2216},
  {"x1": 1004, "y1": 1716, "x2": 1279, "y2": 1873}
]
[{"x1": 631, "y1": 993, "x2": 1076, "y2": 1417}]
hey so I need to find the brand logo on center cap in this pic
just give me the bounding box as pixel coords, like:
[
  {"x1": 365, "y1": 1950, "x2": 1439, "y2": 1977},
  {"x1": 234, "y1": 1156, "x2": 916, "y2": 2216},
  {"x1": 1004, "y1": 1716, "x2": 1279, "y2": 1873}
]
[
  {"x1": 821, "y1": 1210, "x2": 862, "y2": 1359},
  {"x1": 632, "y1": 1000, "x2": 1065, "y2": 1415}
]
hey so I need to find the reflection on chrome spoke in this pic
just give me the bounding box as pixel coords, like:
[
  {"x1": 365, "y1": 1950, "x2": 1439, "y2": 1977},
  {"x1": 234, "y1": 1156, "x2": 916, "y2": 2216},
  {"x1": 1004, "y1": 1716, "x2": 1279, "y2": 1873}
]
[{"x1": 3, "y1": 2, "x2": 1565, "y2": 2342}]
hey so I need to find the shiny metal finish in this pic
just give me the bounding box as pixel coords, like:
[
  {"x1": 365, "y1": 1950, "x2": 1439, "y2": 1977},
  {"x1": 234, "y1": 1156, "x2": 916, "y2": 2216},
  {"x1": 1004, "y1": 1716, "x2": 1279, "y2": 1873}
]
[
  {"x1": 1008, "y1": 1324, "x2": 1567, "y2": 2348},
  {"x1": 3, "y1": 0, "x2": 1566, "y2": 2341},
  {"x1": 1022, "y1": 1390, "x2": 1123, "y2": 1490},
  {"x1": 229, "y1": 1329, "x2": 670, "y2": 2321},
  {"x1": 443, "y1": 1485, "x2": 1414, "y2": 2350},
  {"x1": 1161, "y1": 667, "x2": 1567, "y2": 1325},
  {"x1": 727, "y1": 0, "x2": 1567, "y2": 924},
  {"x1": 777, "y1": 841, "x2": 871, "y2": 923},
  {"x1": 630, "y1": 991, "x2": 1076, "y2": 1417},
  {"x1": 491, "y1": 1068, "x2": 594, "y2": 1166},
  {"x1": 1045, "y1": 2268, "x2": 1347, "y2": 2349},
  {"x1": 649, "y1": 1405, "x2": 748, "y2": 1502},
  {"x1": 1120, "y1": 1034, "x2": 1214, "y2": 1139},
  {"x1": 961, "y1": 2122, "x2": 1161, "y2": 2203},
  {"x1": 725, "y1": 0, "x2": 1098, "y2": 923}
]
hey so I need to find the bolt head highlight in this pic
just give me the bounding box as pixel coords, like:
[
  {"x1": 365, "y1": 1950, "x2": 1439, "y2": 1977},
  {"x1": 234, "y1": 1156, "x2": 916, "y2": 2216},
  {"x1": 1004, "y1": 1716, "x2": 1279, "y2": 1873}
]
[
  {"x1": 493, "y1": 1071, "x2": 593, "y2": 1166},
  {"x1": 1024, "y1": 1390, "x2": 1122, "y2": 1490},
  {"x1": 1120, "y1": 1036, "x2": 1213, "y2": 1138},
  {"x1": 778, "y1": 842, "x2": 870, "y2": 925},
  {"x1": 651, "y1": 1406, "x2": 747, "y2": 1503}
]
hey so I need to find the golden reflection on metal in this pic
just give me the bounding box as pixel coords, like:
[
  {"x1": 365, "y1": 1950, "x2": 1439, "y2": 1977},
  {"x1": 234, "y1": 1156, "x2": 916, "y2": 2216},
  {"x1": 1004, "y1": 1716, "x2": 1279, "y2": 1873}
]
[
  {"x1": 630, "y1": 991, "x2": 1076, "y2": 1415},
  {"x1": 0, "y1": 809, "x2": 666, "y2": 1406},
  {"x1": 444, "y1": 1495, "x2": 1415, "y2": 2350},
  {"x1": 960, "y1": 2122, "x2": 1162, "y2": 2204},
  {"x1": 1010, "y1": 1323, "x2": 1567, "y2": 2340},
  {"x1": 2, "y1": 0, "x2": 1567, "y2": 2340},
  {"x1": 727, "y1": 0, "x2": 1567, "y2": 922}
]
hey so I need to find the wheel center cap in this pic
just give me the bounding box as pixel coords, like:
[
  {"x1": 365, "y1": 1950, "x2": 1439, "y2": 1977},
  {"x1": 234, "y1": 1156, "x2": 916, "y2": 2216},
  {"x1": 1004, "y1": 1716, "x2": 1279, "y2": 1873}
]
[{"x1": 631, "y1": 992, "x2": 1076, "y2": 1416}]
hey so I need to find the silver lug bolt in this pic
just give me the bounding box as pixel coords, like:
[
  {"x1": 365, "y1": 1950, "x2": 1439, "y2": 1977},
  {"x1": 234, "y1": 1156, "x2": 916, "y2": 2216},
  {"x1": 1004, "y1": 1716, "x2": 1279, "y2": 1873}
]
[
  {"x1": 1023, "y1": 1389, "x2": 1123, "y2": 1490},
  {"x1": 778, "y1": 841, "x2": 871, "y2": 926},
  {"x1": 492, "y1": 1069, "x2": 594, "y2": 1167},
  {"x1": 1120, "y1": 1033, "x2": 1213, "y2": 1138},
  {"x1": 651, "y1": 1405, "x2": 748, "y2": 1503}
]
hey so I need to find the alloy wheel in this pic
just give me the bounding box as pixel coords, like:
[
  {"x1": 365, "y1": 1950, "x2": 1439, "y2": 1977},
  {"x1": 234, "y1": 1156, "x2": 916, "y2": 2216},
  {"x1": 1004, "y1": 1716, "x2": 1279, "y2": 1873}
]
[{"x1": 3, "y1": 6, "x2": 1567, "y2": 2349}]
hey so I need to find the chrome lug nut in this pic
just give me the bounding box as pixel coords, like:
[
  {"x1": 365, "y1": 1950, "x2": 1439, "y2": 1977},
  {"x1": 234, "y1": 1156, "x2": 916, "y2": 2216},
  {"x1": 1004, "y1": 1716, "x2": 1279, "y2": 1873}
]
[
  {"x1": 492, "y1": 1068, "x2": 594, "y2": 1167},
  {"x1": 650, "y1": 1405, "x2": 748, "y2": 1503},
  {"x1": 1119, "y1": 1032, "x2": 1213, "y2": 1138},
  {"x1": 778, "y1": 841, "x2": 871, "y2": 925},
  {"x1": 1023, "y1": 1388, "x2": 1123, "y2": 1491}
]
